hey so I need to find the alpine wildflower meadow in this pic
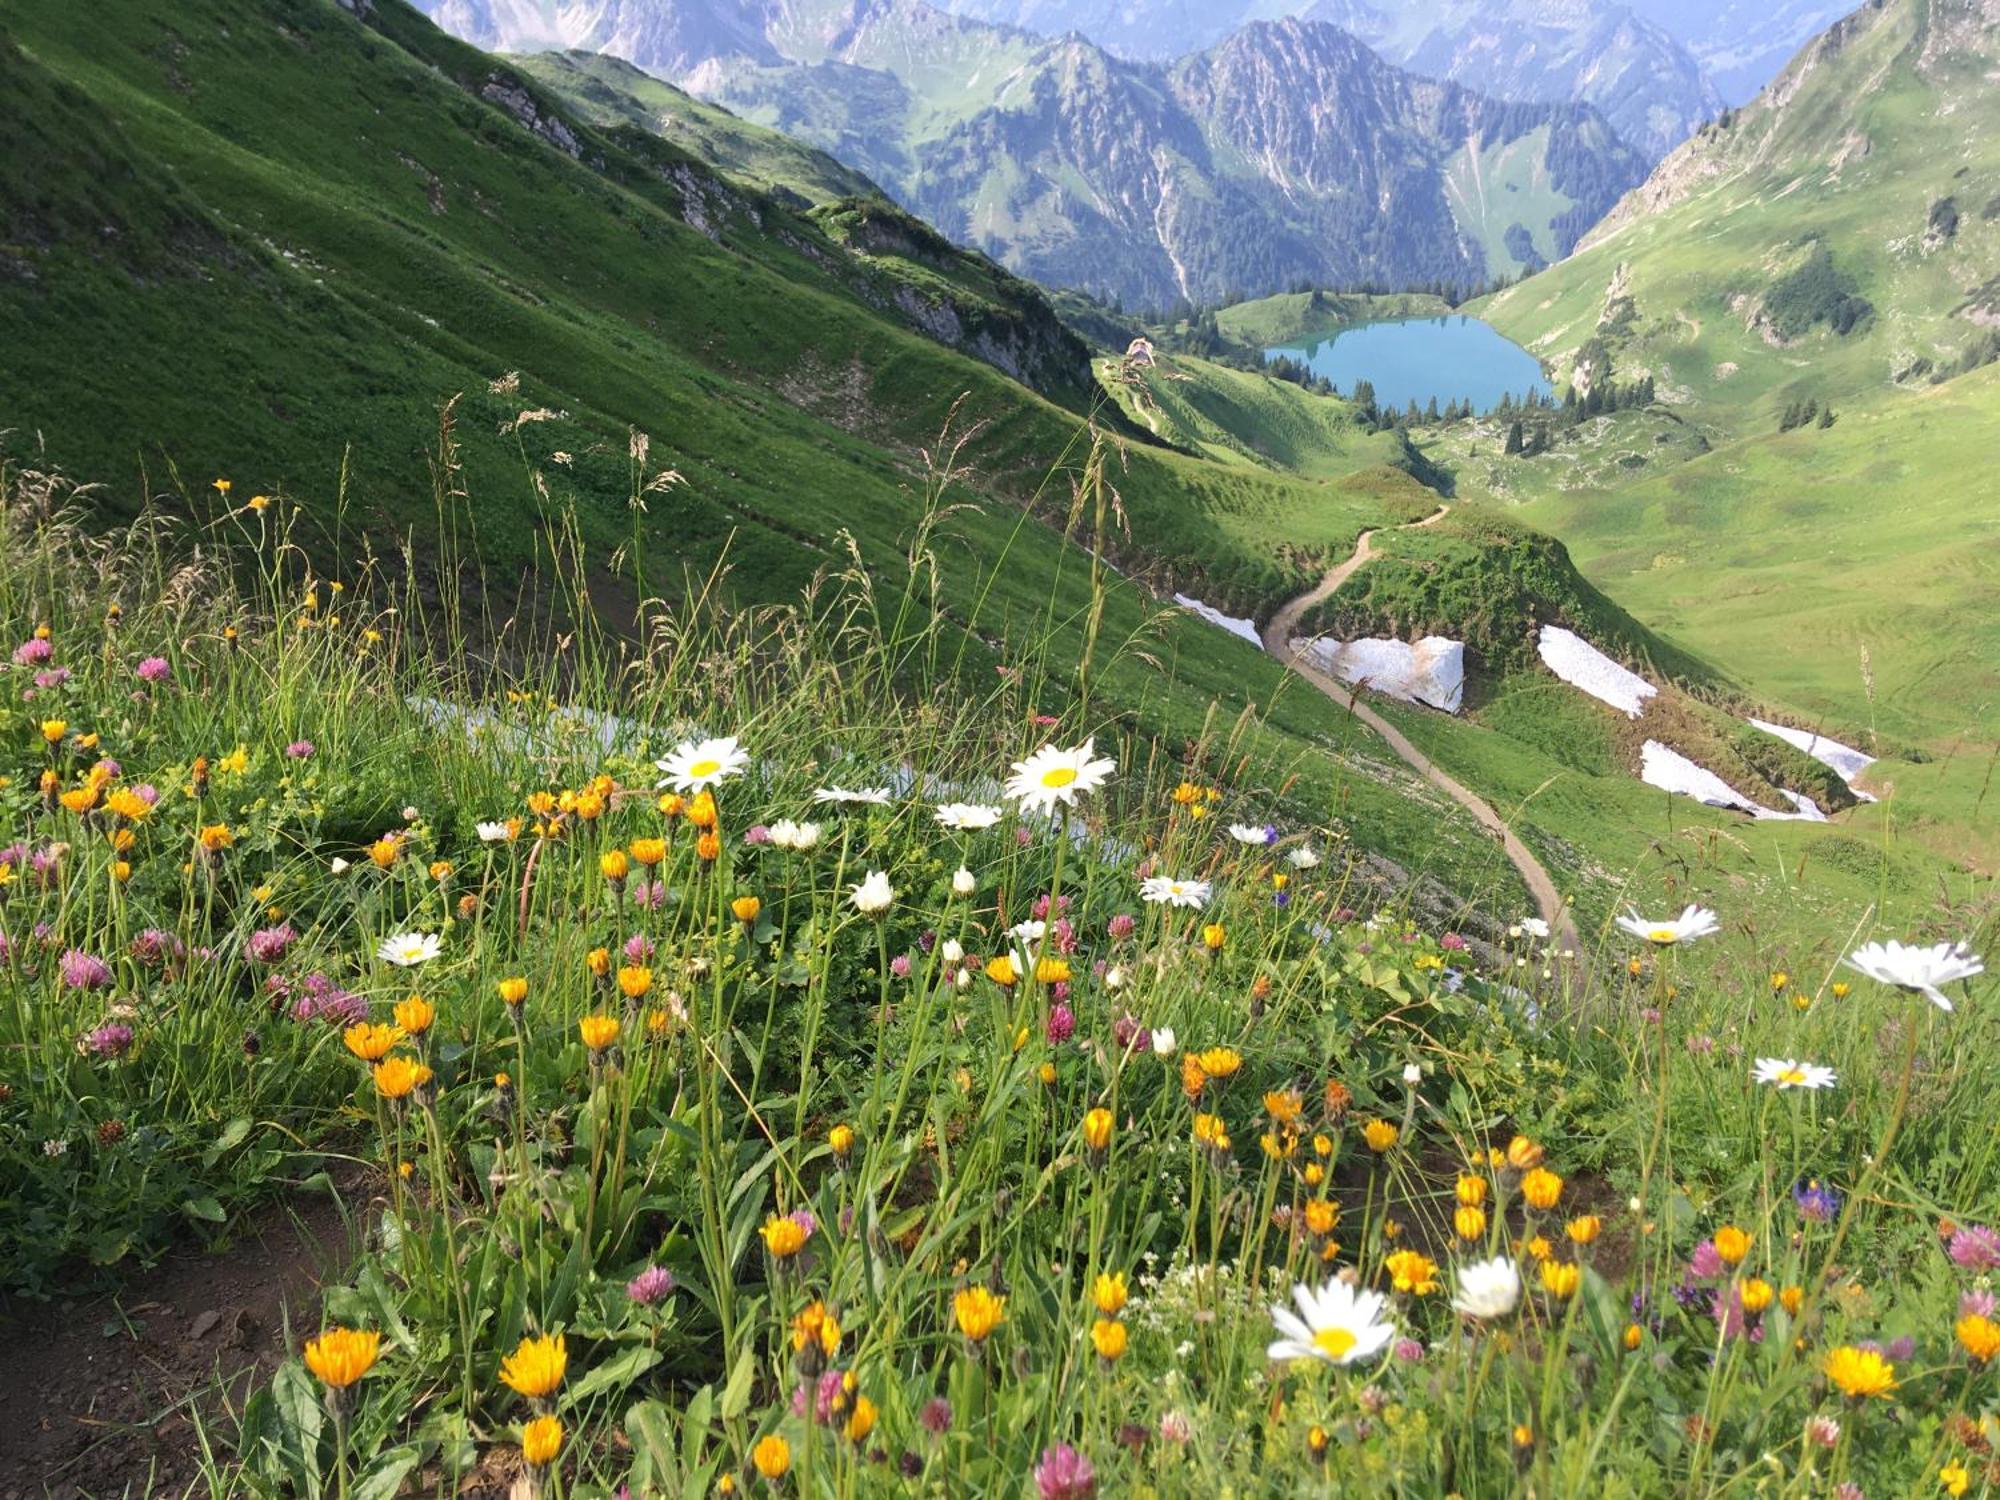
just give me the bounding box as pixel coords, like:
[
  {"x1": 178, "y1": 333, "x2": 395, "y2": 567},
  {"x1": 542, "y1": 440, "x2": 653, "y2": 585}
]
[{"x1": 0, "y1": 455, "x2": 1994, "y2": 1499}]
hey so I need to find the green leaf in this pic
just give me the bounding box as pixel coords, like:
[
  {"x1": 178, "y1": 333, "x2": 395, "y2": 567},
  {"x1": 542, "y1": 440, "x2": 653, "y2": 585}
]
[
  {"x1": 625, "y1": 1400, "x2": 678, "y2": 1490},
  {"x1": 719, "y1": 1346, "x2": 754, "y2": 1421},
  {"x1": 271, "y1": 1359, "x2": 325, "y2": 1500},
  {"x1": 563, "y1": 1344, "x2": 661, "y2": 1409},
  {"x1": 680, "y1": 1385, "x2": 713, "y2": 1474},
  {"x1": 350, "y1": 1444, "x2": 422, "y2": 1500},
  {"x1": 184, "y1": 1195, "x2": 226, "y2": 1224}
]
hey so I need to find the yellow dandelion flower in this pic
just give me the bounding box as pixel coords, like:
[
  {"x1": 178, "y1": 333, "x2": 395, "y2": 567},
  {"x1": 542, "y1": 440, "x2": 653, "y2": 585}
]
[
  {"x1": 1823, "y1": 1345, "x2": 1897, "y2": 1400},
  {"x1": 521, "y1": 1414, "x2": 563, "y2": 1469},
  {"x1": 303, "y1": 1326, "x2": 380, "y2": 1388},
  {"x1": 499, "y1": 1333, "x2": 568, "y2": 1400},
  {"x1": 953, "y1": 1285, "x2": 1006, "y2": 1343},
  {"x1": 1090, "y1": 1317, "x2": 1128, "y2": 1362},
  {"x1": 343, "y1": 1022, "x2": 402, "y2": 1062}
]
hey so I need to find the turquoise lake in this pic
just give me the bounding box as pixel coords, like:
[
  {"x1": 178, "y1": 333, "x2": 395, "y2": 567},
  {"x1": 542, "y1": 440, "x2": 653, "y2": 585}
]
[{"x1": 1265, "y1": 316, "x2": 1551, "y2": 412}]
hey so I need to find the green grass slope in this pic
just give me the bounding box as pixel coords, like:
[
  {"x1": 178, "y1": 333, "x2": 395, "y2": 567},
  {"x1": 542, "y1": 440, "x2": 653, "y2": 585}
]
[
  {"x1": 512, "y1": 48, "x2": 882, "y2": 206},
  {"x1": 0, "y1": 0, "x2": 1559, "y2": 922},
  {"x1": 1473, "y1": 0, "x2": 2000, "y2": 438},
  {"x1": 1093, "y1": 351, "x2": 1420, "y2": 480},
  {"x1": 1513, "y1": 367, "x2": 2000, "y2": 743},
  {"x1": 0, "y1": 0, "x2": 1394, "y2": 613}
]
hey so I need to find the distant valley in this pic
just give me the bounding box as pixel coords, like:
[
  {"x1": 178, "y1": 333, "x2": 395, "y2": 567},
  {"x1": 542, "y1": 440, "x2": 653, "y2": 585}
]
[{"x1": 419, "y1": 0, "x2": 1651, "y2": 305}]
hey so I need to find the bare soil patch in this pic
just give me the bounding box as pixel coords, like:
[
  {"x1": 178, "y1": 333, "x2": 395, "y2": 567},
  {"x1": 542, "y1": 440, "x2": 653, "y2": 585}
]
[{"x1": 0, "y1": 1182, "x2": 360, "y2": 1499}]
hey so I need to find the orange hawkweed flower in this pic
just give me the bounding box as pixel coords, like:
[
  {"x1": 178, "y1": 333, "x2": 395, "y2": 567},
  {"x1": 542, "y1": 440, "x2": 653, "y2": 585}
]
[
  {"x1": 343, "y1": 1022, "x2": 402, "y2": 1062},
  {"x1": 372, "y1": 1055, "x2": 432, "y2": 1100}
]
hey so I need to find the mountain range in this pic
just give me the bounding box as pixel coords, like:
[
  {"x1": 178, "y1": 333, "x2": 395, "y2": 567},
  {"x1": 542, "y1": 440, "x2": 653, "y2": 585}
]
[
  {"x1": 940, "y1": 0, "x2": 1723, "y2": 161},
  {"x1": 420, "y1": 0, "x2": 1649, "y2": 306}
]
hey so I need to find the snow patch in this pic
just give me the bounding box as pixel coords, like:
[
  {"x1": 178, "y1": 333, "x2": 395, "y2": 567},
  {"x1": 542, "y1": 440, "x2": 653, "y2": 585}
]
[
  {"x1": 1640, "y1": 740, "x2": 1763, "y2": 812},
  {"x1": 1763, "y1": 789, "x2": 1828, "y2": 822},
  {"x1": 1298, "y1": 636, "x2": 1466, "y2": 713},
  {"x1": 1640, "y1": 741, "x2": 1826, "y2": 821},
  {"x1": 1173, "y1": 594, "x2": 1261, "y2": 646},
  {"x1": 1748, "y1": 718, "x2": 1876, "y2": 797},
  {"x1": 1537, "y1": 626, "x2": 1657, "y2": 718}
]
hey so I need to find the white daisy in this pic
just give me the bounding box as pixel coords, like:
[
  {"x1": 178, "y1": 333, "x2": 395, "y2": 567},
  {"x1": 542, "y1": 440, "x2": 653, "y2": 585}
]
[
  {"x1": 1450, "y1": 1256, "x2": 1522, "y2": 1319},
  {"x1": 1752, "y1": 1057, "x2": 1837, "y2": 1090},
  {"x1": 655, "y1": 734, "x2": 748, "y2": 793},
  {"x1": 935, "y1": 802, "x2": 1004, "y2": 830},
  {"x1": 1227, "y1": 823, "x2": 1275, "y2": 846},
  {"x1": 1516, "y1": 917, "x2": 1551, "y2": 940},
  {"x1": 1139, "y1": 875, "x2": 1210, "y2": 909},
  {"x1": 1004, "y1": 740, "x2": 1115, "y2": 814},
  {"x1": 1267, "y1": 1279, "x2": 1396, "y2": 1367},
  {"x1": 951, "y1": 865, "x2": 977, "y2": 897},
  {"x1": 849, "y1": 870, "x2": 895, "y2": 916},
  {"x1": 1149, "y1": 1025, "x2": 1175, "y2": 1054},
  {"x1": 768, "y1": 819, "x2": 822, "y2": 851},
  {"x1": 1009, "y1": 919, "x2": 1048, "y2": 945},
  {"x1": 1285, "y1": 846, "x2": 1321, "y2": 870},
  {"x1": 378, "y1": 931, "x2": 441, "y2": 967},
  {"x1": 476, "y1": 820, "x2": 516, "y2": 843},
  {"x1": 1844, "y1": 939, "x2": 1984, "y2": 1012},
  {"x1": 812, "y1": 785, "x2": 891, "y2": 806},
  {"x1": 1614, "y1": 905, "x2": 1720, "y2": 946}
]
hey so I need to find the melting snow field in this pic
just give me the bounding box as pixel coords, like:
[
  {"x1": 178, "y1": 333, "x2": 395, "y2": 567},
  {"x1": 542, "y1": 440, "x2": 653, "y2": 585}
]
[
  {"x1": 1537, "y1": 626, "x2": 1657, "y2": 718},
  {"x1": 1299, "y1": 636, "x2": 1466, "y2": 713},
  {"x1": 1749, "y1": 718, "x2": 1877, "y2": 798},
  {"x1": 1640, "y1": 741, "x2": 1762, "y2": 813},
  {"x1": 1640, "y1": 741, "x2": 1827, "y2": 821},
  {"x1": 1173, "y1": 594, "x2": 1261, "y2": 646}
]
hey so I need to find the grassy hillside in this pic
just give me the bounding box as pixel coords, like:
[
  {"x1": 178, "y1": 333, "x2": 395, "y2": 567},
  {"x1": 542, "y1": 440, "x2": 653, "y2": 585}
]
[
  {"x1": 1472, "y1": 0, "x2": 2000, "y2": 437},
  {"x1": 0, "y1": 0, "x2": 1575, "y2": 925},
  {"x1": 1213, "y1": 289, "x2": 1458, "y2": 347},
  {"x1": 0, "y1": 0, "x2": 1413, "y2": 612},
  {"x1": 512, "y1": 48, "x2": 882, "y2": 206},
  {"x1": 1093, "y1": 351, "x2": 1420, "y2": 480},
  {"x1": 1511, "y1": 363, "x2": 2000, "y2": 771}
]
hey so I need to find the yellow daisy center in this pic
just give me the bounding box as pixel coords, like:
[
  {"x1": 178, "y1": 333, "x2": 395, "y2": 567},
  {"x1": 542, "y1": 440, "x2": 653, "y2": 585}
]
[
  {"x1": 688, "y1": 758, "x2": 721, "y2": 778},
  {"x1": 1313, "y1": 1327, "x2": 1356, "y2": 1360},
  {"x1": 1040, "y1": 766, "x2": 1079, "y2": 788},
  {"x1": 1778, "y1": 1068, "x2": 1806, "y2": 1086},
  {"x1": 1648, "y1": 927, "x2": 1679, "y2": 944}
]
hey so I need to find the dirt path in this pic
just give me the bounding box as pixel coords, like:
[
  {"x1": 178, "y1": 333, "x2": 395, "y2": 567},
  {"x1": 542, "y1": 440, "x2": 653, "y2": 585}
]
[
  {"x1": 1261, "y1": 506, "x2": 1581, "y2": 951},
  {"x1": 0, "y1": 1185, "x2": 358, "y2": 1499}
]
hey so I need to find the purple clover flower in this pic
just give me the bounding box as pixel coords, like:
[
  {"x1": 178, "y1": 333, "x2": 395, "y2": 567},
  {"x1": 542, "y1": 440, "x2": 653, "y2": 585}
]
[
  {"x1": 626, "y1": 1265, "x2": 677, "y2": 1305},
  {"x1": 132, "y1": 928, "x2": 184, "y2": 967},
  {"x1": 136, "y1": 656, "x2": 171, "y2": 683},
  {"x1": 85, "y1": 1022, "x2": 135, "y2": 1059},
  {"x1": 60, "y1": 949, "x2": 113, "y2": 990},
  {"x1": 1033, "y1": 1444, "x2": 1096, "y2": 1500},
  {"x1": 1949, "y1": 1225, "x2": 2000, "y2": 1271},
  {"x1": 245, "y1": 924, "x2": 297, "y2": 964}
]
